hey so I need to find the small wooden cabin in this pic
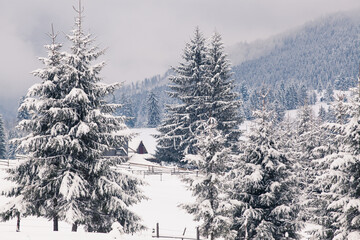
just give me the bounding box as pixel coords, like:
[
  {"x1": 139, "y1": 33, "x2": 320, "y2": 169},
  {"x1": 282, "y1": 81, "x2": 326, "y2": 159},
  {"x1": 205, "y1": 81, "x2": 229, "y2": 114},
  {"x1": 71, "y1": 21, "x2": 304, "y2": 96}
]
[{"x1": 104, "y1": 128, "x2": 159, "y2": 163}]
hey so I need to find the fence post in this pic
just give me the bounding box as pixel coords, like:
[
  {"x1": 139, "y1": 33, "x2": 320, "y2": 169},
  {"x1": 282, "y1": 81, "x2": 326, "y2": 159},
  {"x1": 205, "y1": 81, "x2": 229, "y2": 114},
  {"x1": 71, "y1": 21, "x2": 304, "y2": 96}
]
[
  {"x1": 196, "y1": 227, "x2": 200, "y2": 240},
  {"x1": 156, "y1": 222, "x2": 159, "y2": 238},
  {"x1": 16, "y1": 212, "x2": 20, "y2": 232},
  {"x1": 182, "y1": 227, "x2": 187, "y2": 240}
]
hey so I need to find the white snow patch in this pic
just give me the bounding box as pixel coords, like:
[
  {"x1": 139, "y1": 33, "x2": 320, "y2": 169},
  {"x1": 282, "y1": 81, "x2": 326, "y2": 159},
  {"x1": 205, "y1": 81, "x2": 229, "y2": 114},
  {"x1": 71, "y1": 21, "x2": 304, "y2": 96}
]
[
  {"x1": 348, "y1": 231, "x2": 360, "y2": 240},
  {"x1": 128, "y1": 154, "x2": 157, "y2": 166},
  {"x1": 76, "y1": 122, "x2": 90, "y2": 137}
]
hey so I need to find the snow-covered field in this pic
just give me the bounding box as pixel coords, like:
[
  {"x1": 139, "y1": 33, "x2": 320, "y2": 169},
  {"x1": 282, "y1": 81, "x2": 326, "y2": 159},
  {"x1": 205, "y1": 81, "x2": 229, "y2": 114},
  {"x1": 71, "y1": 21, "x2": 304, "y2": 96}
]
[{"x1": 0, "y1": 163, "x2": 198, "y2": 240}]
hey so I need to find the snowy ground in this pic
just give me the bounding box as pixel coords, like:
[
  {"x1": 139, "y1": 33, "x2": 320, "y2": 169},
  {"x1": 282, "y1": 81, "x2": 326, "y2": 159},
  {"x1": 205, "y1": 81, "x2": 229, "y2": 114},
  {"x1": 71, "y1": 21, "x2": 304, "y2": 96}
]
[{"x1": 0, "y1": 157, "x2": 198, "y2": 240}]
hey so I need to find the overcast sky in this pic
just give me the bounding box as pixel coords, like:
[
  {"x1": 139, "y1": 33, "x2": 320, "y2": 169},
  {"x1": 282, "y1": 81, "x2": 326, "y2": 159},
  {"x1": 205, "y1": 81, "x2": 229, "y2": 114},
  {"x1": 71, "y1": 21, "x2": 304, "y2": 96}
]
[{"x1": 1, "y1": 0, "x2": 360, "y2": 114}]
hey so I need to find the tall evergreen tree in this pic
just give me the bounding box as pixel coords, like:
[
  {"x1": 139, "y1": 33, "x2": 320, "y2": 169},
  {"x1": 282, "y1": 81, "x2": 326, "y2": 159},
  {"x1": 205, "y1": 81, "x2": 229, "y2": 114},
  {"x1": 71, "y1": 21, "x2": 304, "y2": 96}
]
[
  {"x1": 324, "y1": 83, "x2": 335, "y2": 103},
  {"x1": 285, "y1": 84, "x2": 298, "y2": 110},
  {"x1": 156, "y1": 27, "x2": 208, "y2": 163},
  {"x1": 240, "y1": 83, "x2": 249, "y2": 102},
  {"x1": 147, "y1": 91, "x2": 161, "y2": 127},
  {"x1": 156, "y1": 29, "x2": 241, "y2": 163},
  {"x1": 61, "y1": 6, "x2": 145, "y2": 232},
  {"x1": 294, "y1": 104, "x2": 324, "y2": 225},
  {"x1": 183, "y1": 118, "x2": 233, "y2": 240},
  {"x1": 276, "y1": 81, "x2": 287, "y2": 109},
  {"x1": 115, "y1": 93, "x2": 136, "y2": 128},
  {"x1": 228, "y1": 97, "x2": 299, "y2": 239},
  {"x1": 206, "y1": 32, "x2": 242, "y2": 142},
  {"x1": 296, "y1": 104, "x2": 321, "y2": 162},
  {"x1": 318, "y1": 105, "x2": 327, "y2": 123},
  {"x1": 270, "y1": 99, "x2": 285, "y2": 123},
  {"x1": 297, "y1": 84, "x2": 308, "y2": 107},
  {"x1": 310, "y1": 92, "x2": 355, "y2": 239},
  {"x1": 7, "y1": 129, "x2": 19, "y2": 160},
  {"x1": 0, "y1": 114, "x2": 6, "y2": 159},
  {"x1": 326, "y1": 106, "x2": 336, "y2": 123},
  {"x1": 2, "y1": 5, "x2": 145, "y2": 234},
  {"x1": 1, "y1": 25, "x2": 65, "y2": 232}
]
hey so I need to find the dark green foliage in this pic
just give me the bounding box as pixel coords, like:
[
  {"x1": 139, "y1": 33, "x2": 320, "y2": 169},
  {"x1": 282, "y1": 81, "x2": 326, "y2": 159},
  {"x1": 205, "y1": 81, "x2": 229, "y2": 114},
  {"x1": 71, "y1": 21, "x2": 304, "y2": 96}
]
[
  {"x1": 147, "y1": 91, "x2": 161, "y2": 127},
  {"x1": 324, "y1": 83, "x2": 334, "y2": 103},
  {"x1": 334, "y1": 74, "x2": 357, "y2": 91},
  {"x1": 115, "y1": 94, "x2": 137, "y2": 128},
  {"x1": 318, "y1": 105, "x2": 327, "y2": 123},
  {"x1": 240, "y1": 83, "x2": 249, "y2": 102},
  {"x1": 0, "y1": 115, "x2": 6, "y2": 159}
]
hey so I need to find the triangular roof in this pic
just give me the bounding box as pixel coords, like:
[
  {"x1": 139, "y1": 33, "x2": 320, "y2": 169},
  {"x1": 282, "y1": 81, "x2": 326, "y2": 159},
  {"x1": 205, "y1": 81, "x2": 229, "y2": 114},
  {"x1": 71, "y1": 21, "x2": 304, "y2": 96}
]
[{"x1": 136, "y1": 141, "x2": 148, "y2": 154}]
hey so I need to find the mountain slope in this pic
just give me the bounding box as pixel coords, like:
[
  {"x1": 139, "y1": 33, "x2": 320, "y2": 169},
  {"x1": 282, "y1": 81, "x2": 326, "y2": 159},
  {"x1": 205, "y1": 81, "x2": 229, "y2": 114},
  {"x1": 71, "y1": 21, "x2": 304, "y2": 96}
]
[{"x1": 232, "y1": 11, "x2": 360, "y2": 90}]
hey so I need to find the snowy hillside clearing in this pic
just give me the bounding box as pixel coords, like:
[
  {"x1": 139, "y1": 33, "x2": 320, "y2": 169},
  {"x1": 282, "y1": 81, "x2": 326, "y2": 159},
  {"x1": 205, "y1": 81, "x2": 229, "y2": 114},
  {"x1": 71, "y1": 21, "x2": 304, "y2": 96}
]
[{"x1": 0, "y1": 156, "x2": 199, "y2": 240}]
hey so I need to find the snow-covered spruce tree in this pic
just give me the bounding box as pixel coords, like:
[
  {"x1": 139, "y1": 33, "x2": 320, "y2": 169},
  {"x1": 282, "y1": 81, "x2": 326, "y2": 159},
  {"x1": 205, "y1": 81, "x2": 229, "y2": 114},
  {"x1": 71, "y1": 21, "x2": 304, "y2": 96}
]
[
  {"x1": 326, "y1": 106, "x2": 336, "y2": 123},
  {"x1": 147, "y1": 91, "x2": 161, "y2": 127},
  {"x1": 318, "y1": 105, "x2": 327, "y2": 123},
  {"x1": 6, "y1": 97, "x2": 31, "y2": 160},
  {"x1": 293, "y1": 104, "x2": 324, "y2": 224},
  {"x1": 17, "y1": 96, "x2": 31, "y2": 122},
  {"x1": 275, "y1": 114, "x2": 297, "y2": 155},
  {"x1": 183, "y1": 118, "x2": 233, "y2": 240},
  {"x1": 324, "y1": 83, "x2": 335, "y2": 103},
  {"x1": 206, "y1": 32, "x2": 242, "y2": 142},
  {"x1": 310, "y1": 92, "x2": 356, "y2": 239},
  {"x1": 296, "y1": 104, "x2": 323, "y2": 164},
  {"x1": 228, "y1": 99, "x2": 299, "y2": 239},
  {"x1": 0, "y1": 114, "x2": 6, "y2": 159},
  {"x1": 115, "y1": 93, "x2": 136, "y2": 128},
  {"x1": 156, "y1": 27, "x2": 208, "y2": 163},
  {"x1": 1, "y1": 25, "x2": 65, "y2": 232},
  {"x1": 7, "y1": 129, "x2": 19, "y2": 159},
  {"x1": 57, "y1": 6, "x2": 145, "y2": 233},
  {"x1": 4, "y1": 6, "x2": 145, "y2": 234},
  {"x1": 156, "y1": 29, "x2": 241, "y2": 163}
]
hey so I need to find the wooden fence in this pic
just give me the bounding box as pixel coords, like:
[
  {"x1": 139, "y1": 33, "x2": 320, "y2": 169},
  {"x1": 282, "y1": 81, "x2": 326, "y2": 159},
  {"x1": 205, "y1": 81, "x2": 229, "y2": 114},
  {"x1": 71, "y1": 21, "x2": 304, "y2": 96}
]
[
  {"x1": 0, "y1": 159, "x2": 20, "y2": 168},
  {"x1": 152, "y1": 223, "x2": 202, "y2": 240},
  {"x1": 117, "y1": 161, "x2": 200, "y2": 180}
]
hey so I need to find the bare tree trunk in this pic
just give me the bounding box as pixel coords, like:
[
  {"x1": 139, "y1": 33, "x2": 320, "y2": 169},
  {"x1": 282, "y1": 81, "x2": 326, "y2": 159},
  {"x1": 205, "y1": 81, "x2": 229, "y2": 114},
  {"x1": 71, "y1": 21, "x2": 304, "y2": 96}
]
[
  {"x1": 53, "y1": 216, "x2": 59, "y2": 231},
  {"x1": 16, "y1": 212, "x2": 20, "y2": 232},
  {"x1": 72, "y1": 222, "x2": 78, "y2": 232},
  {"x1": 53, "y1": 198, "x2": 58, "y2": 231}
]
